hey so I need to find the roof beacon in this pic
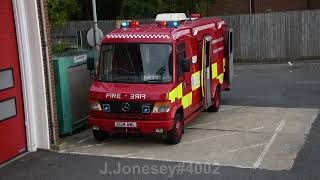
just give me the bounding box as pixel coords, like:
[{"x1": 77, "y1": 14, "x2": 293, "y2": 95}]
[
  {"x1": 121, "y1": 21, "x2": 140, "y2": 28},
  {"x1": 155, "y1": 13, "x2": 187, "y2": 22}
]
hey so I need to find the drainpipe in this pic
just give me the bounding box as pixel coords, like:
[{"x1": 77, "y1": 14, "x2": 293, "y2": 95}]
[{"x1": 40, "y1": 0, "x2": 57, "y2": 145}]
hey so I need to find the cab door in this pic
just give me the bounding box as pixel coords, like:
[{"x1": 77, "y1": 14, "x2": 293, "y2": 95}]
[
  {"x1": 0, "y1": 0, "x2": 27, "y2": 164},
  {"x1": 201, "y1": 36, "x2": 212, "y2": 109}
]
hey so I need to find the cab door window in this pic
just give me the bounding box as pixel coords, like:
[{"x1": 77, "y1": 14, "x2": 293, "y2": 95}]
[{"x1": 176, "y1": 43, "x2": 186, "y2": 77}]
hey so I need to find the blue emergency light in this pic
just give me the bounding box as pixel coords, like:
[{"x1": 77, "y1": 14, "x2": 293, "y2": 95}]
[
  {"x1": 103, "y1": 104, "x2": 110, "y2": 112},
  {"x1": 168, "y1": 21, "x2": 179, "y2": 27},
  {"x1": 159, "y1": 21, "x2": 179, "y2": 28},
  {"x1": 121, "y1": 21, "x2": 140, "y2": 28},
  {"x1": 121, "y1": 22, "x2": 130, "y2": 28},
  {"x1": 142, "y1": 106, "x2": 150, "y2": 114}
]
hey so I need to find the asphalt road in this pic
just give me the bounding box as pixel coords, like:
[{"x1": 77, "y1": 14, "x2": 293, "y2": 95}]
[{"x1": 0, "y1": 61, "x2": 320, "y2": 180}]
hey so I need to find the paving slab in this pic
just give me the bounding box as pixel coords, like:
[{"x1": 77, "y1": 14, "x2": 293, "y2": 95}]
[{"x1": 59, "y1": 105, "x2": 318, "y2": 170}]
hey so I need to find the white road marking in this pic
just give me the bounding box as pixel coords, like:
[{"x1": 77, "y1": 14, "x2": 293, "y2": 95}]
[
  {"x1": 296, "y1": 81, "x2": 320, "y2": 84},
  {"x1": 288, "y1": 62, "x2": 293, "y2": 66},
  {"x1": 80, "y1": 143, "x2": 108, "y2": 149},
  {"x1": 182, "y1": 126, "x2": 263, "y2": 144},
  {"x1": 118, "y1": 152, "x2": 144, "y2": 157},
  {"x1": 77, "y1": 138, "x2": 90, "y2": 143},
  {"x1": 253, "y1": 120, "x2": 286, "y2": 168},
  {"x1": 80, "y1": 144, "x2": 95, "y2": 148},
  {"x1": 63, "y1": 151, "x2": 224, "y2": 166},
  {"x1": 220, "y1": 106, "x2": 247, "y2": 111},
  {"x1": 60, "y1": 150, "x2": 255, "y2": 170},
  {"x1": 228, "y1": 143, "x2": 267, "y2": 153},
  {"x1": 187, "y1": 116, "x2": 242, "y2": 128}
]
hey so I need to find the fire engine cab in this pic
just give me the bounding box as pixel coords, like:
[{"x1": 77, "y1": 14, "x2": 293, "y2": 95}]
[{"x1": 87, "y1": 13, "x2": 234, "y2": 144}]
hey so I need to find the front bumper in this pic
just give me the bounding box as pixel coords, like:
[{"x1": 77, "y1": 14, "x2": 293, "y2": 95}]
[{"x1": 89, "y1": 117, "x2": 175, "y2": 134}]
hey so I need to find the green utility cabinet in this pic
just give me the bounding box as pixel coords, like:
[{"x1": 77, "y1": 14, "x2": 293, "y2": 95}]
[{"x1": 54, "y1": 50, "x2": 99, "y2": 135}]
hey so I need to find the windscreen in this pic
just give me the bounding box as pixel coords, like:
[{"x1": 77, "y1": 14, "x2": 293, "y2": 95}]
[{"x1": 99, "y1": 43, "x2": 173, "y2": 84}]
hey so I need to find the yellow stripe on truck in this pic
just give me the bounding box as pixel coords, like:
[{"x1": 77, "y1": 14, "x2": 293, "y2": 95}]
[
  {"x1": 182, "y1": 92, "x2": 192, "y2": 109},
  {"x1": 212, "y1": 59, "x2": 225, "y2": 84},
  {"x1": 211, "y1": 63, "x2": 218, "y2": 79},
  {"x1": 168, "y1": 83, "x2": 183, "y2": 103},
  {"x1": 217, "y1": 73, "x2": 224, "y2": 84},
  {"x1": 169, "y1": 59, "x2": 225, "y2": 106}
]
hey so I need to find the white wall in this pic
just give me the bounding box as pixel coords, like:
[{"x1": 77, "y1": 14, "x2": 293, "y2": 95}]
[{"x1": 12, "y1": 0, "x2": 50, "y2": 151}]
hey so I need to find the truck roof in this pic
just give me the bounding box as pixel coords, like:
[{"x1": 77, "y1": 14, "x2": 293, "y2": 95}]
[{"x1": 101, "y1": 17, "x2": 226, "y2": 43}]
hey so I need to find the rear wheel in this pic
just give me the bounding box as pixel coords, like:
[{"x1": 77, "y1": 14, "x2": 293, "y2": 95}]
[
  {"x1": 207, "y1": 87, "x2": 221, "y2": 112},
  {"x1": 166, "y1": 113, "x2": 183, "y2": 144},
  {"x1": 92, "y1": 129, "x2": 109, "y2": 141}
]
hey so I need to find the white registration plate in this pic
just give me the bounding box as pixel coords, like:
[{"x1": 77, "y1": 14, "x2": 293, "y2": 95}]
[{"x1": 114, "y1": 122, "x2": 137, "y2": 128}]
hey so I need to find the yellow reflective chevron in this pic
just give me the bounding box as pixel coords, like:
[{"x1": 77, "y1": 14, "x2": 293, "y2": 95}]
[
  {"x1": 182, "y1": 92, "x2": 192, "y2": 109},
  {"x1": 213, "y1": 59, "x2": 225, "y2": 83},
  {"x1": 217, "y1": 73, "x2": 224, "y2": 84},
  {"x1": 211, "y1": 63, "x2": 218, "y2": 79},
  {"x1": 168, "y1": 83, "x2": 183, "y2": 103}
]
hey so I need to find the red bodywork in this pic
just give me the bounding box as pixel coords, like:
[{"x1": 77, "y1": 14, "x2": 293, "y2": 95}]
[{"x1": 88, "y1": 16, "x2": 232, "y2": 135}]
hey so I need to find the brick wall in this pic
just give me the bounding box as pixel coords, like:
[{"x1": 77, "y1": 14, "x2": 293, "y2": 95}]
[
  {"x1": 208, "y1": 0, "x2": 250, "y2": 16},
  {"x1": 254, "y1": 0, "x2": 307, "y2": 13},
  {"x1": 209, "y1": 0, "x2": 320, "y2": 16},
  {"x1": 310, "y1": 0, "x2": 320, "y2": 9},
  {"x1": 36, "y1": 0, "x2": 60, "y2": 147}
]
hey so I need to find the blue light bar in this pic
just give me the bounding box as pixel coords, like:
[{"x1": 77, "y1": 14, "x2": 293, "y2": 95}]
[
  {"x1": 167, "y1": 21, "x2": 179, "y2": 27},
  {"x1": 121, "y1": 22, "x2": 130, "y2": 28}
]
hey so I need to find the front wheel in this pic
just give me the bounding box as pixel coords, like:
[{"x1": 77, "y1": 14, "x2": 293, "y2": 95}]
[
  {"x1": 166, "y1": 113, "x2": 184, "y2": 144},
  {"x1": 207, "y1": 87, "x2": 221, "y2": 112}
]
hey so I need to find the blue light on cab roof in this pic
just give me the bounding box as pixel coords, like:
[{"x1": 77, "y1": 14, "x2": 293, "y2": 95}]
[
  {"x1": 167, "y1": 21, "x2": 179, "y2": 27},
  {"x1": 121, "y1": 22, "x2": 130, "y2": 27}
]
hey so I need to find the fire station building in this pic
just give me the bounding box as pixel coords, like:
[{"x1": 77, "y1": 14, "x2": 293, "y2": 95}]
[{"x1": 0, "y1": 0, "x2": 53, "y2": 164}]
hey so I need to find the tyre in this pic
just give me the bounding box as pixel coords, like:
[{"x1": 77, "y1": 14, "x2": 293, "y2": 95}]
[
  {"x1": 92, "y1": 129, "x2": 109, "y2": 141},
  {"x1": 207, "y1": 87, "x2": 221, "y2": 112},
  {"x1": 166, "y1": 113, "x2": 184, "y2": 144}
]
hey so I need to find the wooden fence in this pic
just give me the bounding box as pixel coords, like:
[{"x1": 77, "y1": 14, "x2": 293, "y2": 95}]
[
  {"x1": 220, "y1": 10, "x2": 320, "y2": 61},
  {"x1": 52, "y1": 10, "x2": 320, "y2": 61}
]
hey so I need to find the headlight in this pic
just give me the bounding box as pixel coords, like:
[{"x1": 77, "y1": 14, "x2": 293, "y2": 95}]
[
  {"x1": 152, "y1": 101, "x2": 171, "y2": 113},
  {"x1": 89, "y1": 100, "x2": 102, "y2": 111}
]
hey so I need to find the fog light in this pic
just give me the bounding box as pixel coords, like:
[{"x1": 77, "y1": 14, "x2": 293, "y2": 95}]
[
  {"x1": 92, "y1": 126, "x2": 99, "y2": 130},
  {"x1": 155, "y1": 128, "x2": 164, "y2": 133}
]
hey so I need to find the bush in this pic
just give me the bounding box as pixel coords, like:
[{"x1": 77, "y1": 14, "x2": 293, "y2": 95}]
[{"x1": 52, "y1": 42, "x2": 67, "y2": 54}]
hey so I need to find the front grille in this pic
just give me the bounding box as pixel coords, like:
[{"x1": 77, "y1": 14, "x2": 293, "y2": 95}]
[{"x1": 100, "y1": 101, "x2": 154, "y2": 114}]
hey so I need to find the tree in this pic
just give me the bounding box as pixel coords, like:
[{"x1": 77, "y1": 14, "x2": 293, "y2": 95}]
[
  {"x1": 119, "y1": 0, "x2": 169, "y2": 19},
  {"x1": 118, "y1": 0, "x2": 214, "y2": 19},
  {"x1": 48, "y1": 0, "x2": 80, "y2": 28}
]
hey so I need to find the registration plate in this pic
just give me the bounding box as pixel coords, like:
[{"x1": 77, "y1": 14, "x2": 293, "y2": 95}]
[{"x1": 114, "y1": 122, "x2": 137, "y2": 128}]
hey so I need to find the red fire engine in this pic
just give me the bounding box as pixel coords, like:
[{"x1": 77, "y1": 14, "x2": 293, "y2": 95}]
[{"x1": 87, "y1": 13, "x2": 234, "y2": 144}]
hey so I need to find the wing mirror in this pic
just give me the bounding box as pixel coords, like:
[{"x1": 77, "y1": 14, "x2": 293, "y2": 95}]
[
  {"x1": 87, "y1": 57, "x2": 97, "y2": 79},
  {"x1": 87, "y1": 57, "x2": 95, "y2": 71}
]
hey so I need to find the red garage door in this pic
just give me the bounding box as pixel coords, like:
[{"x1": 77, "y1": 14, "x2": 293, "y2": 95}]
[{"x1": 0, "y1": 0, "x2": 27, "y2": 164}]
